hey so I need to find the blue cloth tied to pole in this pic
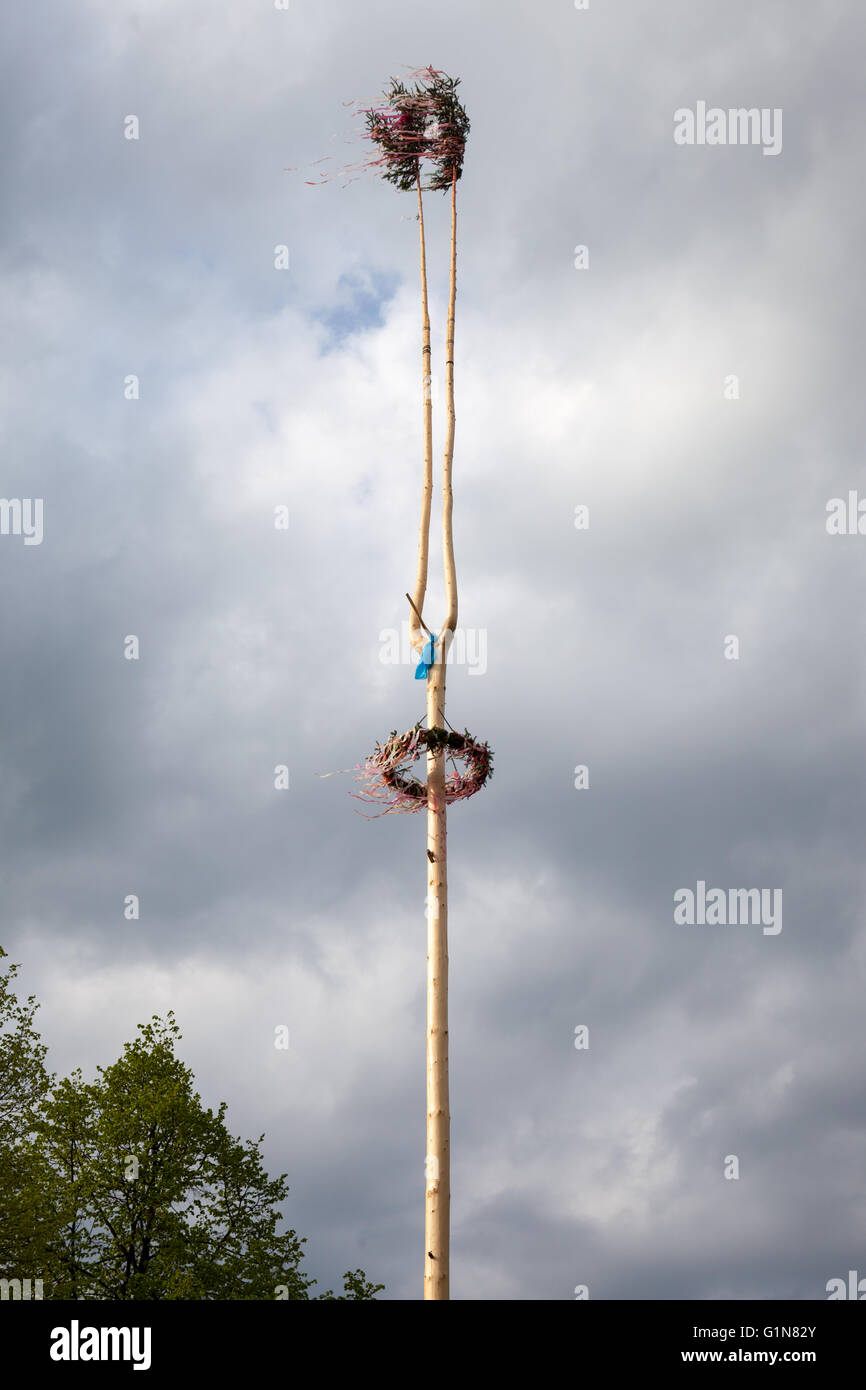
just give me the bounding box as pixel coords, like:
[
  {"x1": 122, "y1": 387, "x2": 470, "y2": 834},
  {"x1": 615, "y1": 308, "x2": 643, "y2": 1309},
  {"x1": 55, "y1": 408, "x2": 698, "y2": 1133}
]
[{"x1": 414, "y1": 634, "x2": 436, "y2": 680}]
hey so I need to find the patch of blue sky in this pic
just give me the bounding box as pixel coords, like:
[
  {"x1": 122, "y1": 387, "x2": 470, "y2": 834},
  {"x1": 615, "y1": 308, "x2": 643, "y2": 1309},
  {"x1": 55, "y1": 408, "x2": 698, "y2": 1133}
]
[{"x1": 314, "y1": 268, "x2": 400, "y2": 352}]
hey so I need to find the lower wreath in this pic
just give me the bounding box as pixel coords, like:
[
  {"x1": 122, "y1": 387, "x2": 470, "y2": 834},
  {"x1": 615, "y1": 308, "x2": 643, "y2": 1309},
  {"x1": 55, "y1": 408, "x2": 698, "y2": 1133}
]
[{"x1": 355, "y1": 723, "x2": 494, "y2": 815}]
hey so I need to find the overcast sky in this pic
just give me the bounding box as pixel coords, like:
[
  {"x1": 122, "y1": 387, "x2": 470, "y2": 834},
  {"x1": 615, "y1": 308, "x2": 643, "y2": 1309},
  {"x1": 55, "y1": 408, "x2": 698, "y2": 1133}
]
[{"x1": 2, "y1": 0, "x2": 865, "y2": 1300}]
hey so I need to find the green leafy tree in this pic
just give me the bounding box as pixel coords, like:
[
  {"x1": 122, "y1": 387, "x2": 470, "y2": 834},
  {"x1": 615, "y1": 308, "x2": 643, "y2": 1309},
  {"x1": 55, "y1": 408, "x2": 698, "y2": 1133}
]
[
  {"x1": 0, "y1": 947, "x2": 54, "y2": 1276},
  {"x1": 31, "y1": 1013, "x2": 383, "y2": 1300},
  {"x1": 0, "y1": 960, "x2": 383, "y2": 1300}
]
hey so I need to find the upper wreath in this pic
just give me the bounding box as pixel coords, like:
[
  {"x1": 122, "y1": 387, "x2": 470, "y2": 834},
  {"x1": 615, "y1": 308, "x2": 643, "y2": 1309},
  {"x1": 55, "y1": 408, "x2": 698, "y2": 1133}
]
[{"x1": 363, "y1": 67, "x2": 470, "y2": 193}]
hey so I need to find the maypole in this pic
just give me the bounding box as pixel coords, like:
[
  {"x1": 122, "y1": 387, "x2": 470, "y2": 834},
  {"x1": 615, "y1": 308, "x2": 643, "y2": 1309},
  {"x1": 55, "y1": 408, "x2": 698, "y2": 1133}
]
[
  {"x1": 332, "y1": 67, "x2": 491, "y2": 1300},
  {"x1": 422, "y1": 159, "x2": 460, "y2": 1300}
]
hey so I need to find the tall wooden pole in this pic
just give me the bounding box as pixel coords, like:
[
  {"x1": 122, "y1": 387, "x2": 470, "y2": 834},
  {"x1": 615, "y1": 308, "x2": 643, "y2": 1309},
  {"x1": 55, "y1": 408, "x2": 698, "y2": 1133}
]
[
  {"x1": 424, "y1": 169, "x2": 458, "y2": 1301},
  {"x1": 409, "y1": 170, "x2": 433, "y2": 659},
  {"x1": 440, "y1": 168, "x2": 458, "y2": 636},
  {"x1": 424, "y1": 646, "x2": 449, "y2": 1300}
]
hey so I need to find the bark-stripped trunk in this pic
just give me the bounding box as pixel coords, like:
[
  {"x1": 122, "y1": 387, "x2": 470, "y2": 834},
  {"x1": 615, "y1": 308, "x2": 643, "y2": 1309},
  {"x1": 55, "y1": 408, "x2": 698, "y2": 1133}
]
[
  {"x1": 424, "y1": 645, "x2": 449, "y2": 1300},
  {"x1": 424, "y1": 169, "x2": 459, "y2": 1302},
  {"x1": 410, "y1": 170, "x2": 433, "y2": 659},
  {"x1": 440, "y1": 170, "x2": 458, "y2": 635}
]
